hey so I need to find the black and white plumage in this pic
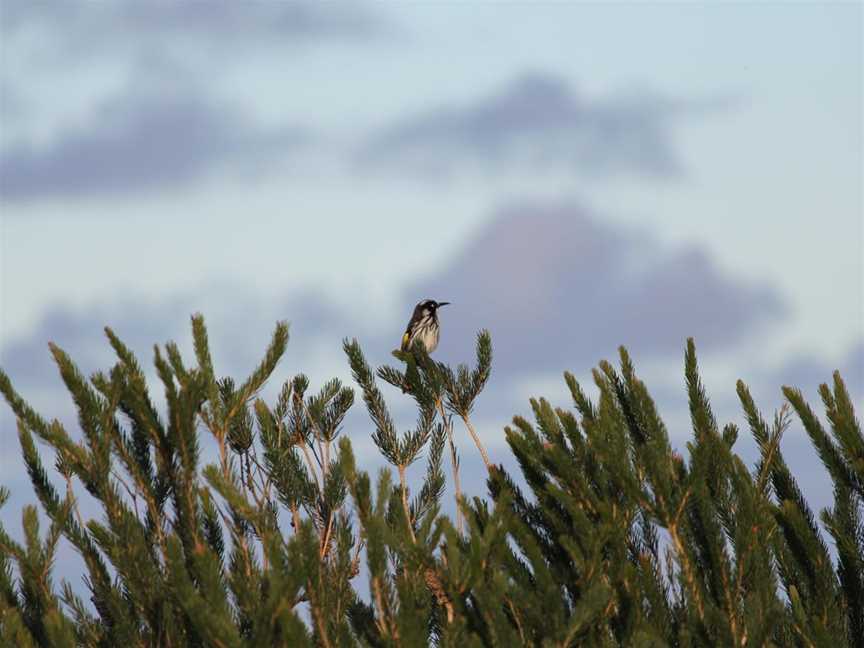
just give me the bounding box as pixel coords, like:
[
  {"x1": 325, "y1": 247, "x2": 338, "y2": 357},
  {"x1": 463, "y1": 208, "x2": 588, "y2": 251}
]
[{"x1": 400, "y1": 299, "x2": 450, "y2": 353}]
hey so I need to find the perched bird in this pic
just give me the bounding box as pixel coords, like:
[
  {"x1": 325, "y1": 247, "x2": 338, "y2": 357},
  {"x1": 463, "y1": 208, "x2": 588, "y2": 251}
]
[{"x1": 401, "y1": 299, "x2": 450, "y2": 353}]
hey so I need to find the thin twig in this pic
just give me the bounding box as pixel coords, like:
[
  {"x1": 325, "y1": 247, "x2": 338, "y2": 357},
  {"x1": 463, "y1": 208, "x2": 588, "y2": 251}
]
[
  {"x1": 299, "y1": 439, "x2": 322, "y2": 491},
  {"x1": 424, "y1": 567, "x2": 455, "y2": 624},
  {"x1": 303, "y1": 401, "x2": 328, "y2": 480},
  {"x1": 438, "y1": 401, "x2": 463, "y2": 533},
  {"x1": 320, "y1": 512, "x2": 335, "y2": 560},
  {"x1": 397, "y1": 465, "x2": 417, "y2": 544},
  {"x1": 460, "y1": 414, "x2": 491, "y2": 470}
]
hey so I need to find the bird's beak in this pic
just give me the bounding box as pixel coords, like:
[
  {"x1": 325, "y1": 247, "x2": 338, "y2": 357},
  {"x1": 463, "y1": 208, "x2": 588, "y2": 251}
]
[{"x1": 437, "y1": 301, "x2": 450, "y2": 307}]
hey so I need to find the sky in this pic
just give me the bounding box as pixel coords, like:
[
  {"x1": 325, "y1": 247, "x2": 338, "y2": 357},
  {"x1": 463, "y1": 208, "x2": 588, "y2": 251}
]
[{"x1": 0, "y1": 0, "x2": 862, "y2": 575}]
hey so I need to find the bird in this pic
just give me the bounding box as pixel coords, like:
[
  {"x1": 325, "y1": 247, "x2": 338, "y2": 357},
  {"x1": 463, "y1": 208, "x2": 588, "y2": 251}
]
[{"x1": 400, "y1": 299, "x2": 450, "y2": 354}]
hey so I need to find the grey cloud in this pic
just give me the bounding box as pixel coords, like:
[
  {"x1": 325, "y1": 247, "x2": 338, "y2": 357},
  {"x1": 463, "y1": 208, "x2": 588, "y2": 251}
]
[
  {"x1": 0, "y1": 253, "x2": 840, "y2": 532},
  {"x1": 0, "y1": 0, "x2": 387, "y2": 203},
  {"x1": 358, "y1": 73, "x2": 704, "y2": 178},
  {"x1": 1, "y1": 1, "x2": 383, "y2": 46},
  {"x1": 719, "y1": 339, "x2": 864, "y2": 422},
  {"x1": 0, "y1": 200, "x2": 800, "y2": 420},
  {"x1": 0, "y1": 83, "x2": 309, "y2": 201},
  {"x1": 113, "y1": 2, "x2": 379, "y2": 40},
  {"x1": 0, "y1": 78, "x2": 25, "y2": 123},
  {"x1": 766, "y1": 339, "x2": 863, "y2": 400},
  {"x1": 0, "y1": 287, "x2": 354, "y2": 393},
  {"x1": 405, "y1": 200, "x2": 787, "y2": 375}
]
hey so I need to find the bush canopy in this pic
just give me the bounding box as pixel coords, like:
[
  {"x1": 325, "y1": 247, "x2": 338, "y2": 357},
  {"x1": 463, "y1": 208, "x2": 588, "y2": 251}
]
[{"x1": 0, "y1": 315, "x2": 861, "y2": 647}]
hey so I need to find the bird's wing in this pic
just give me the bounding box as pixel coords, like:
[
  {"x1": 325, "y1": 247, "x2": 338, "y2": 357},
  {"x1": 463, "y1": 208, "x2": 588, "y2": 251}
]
[{"x1": 401, "y1": 331, "x2": 411, "y2": 351}]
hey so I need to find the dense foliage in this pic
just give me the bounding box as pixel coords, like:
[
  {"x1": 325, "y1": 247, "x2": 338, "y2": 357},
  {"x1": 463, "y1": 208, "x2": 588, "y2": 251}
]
[{"x1": 0, "y1": 315, "x2": 861, "y2": 647}]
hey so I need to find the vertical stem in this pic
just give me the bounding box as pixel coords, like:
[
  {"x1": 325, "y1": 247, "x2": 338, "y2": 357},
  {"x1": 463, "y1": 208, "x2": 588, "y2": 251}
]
[
  {"x1": 320, "y1": 513, "x2": 335, "y2": 560},
  {"x1": 244, "y1": 452, "x2": 256, "y2": 498},
  {"x1": 668, "y1": 507, "x2": 705, "y2": 623},
  {"x1": 397, "y1": 464, "x2": 417, "y2": 544},
  {"x1": 303, "y1": 401, "x2": 327, "y2": 481},
  {"x1": 290, "y1": 505, "x2": 301, "y2": 532},
  {"x1": 217, "y1": 428, "x2": 230, "y2": 479},
  {"x1": 447, "y1": 425, "x2": 463, "y2": 535},
  {"x1": 461, "y1": 414, "x2": 491, "y2": 471},
  {"x1": 437, "y1": 401, "x2": 463, "y2": 534},
  {"x1": 316, "y1": 431, "x2": 326, "y2": 480},
  {"x1": 300, "y1": 441, "x2": 321, "y2": 491}
]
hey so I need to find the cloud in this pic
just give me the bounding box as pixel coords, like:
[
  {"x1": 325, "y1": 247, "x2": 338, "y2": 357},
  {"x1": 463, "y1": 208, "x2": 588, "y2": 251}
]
[
  {"x1": 716, "y1": 340, "x2": 864, "y2": 425},
  {"x1": 0, "y1": 78, "x2": 25, "y2": 124},
  {"x1": 0, "y1": 80, "x2": 310, "y2": 202},
  {"x1": 357, "y1": 73, "x2": 708, "y2": 179},
  {"x1": 0, "y1": 200, "x2": 799, "y2": 423},
  {"x1": 0, "y1": 238, "x2": 835, "y2": 532},
  {"x1": 1, "y1": 1, "x2": 383, "y2": 48},
  {"x1": 405, "y1": 200, "x2": 787, "y2": 374},
  {"x1": 0, "y1": 286, "x2": 356, "y2": 393},
  {"x1": 0, "y1": 1, "x2": 386, "y2": 203},
  {"x1": 767, "y1": 339, "x2": 863, "y2": 400}
]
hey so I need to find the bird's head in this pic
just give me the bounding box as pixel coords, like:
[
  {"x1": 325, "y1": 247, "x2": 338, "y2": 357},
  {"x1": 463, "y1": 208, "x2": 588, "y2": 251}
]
[{"x1": 418, "y1": 299, "x2": 450, "y2": 315}]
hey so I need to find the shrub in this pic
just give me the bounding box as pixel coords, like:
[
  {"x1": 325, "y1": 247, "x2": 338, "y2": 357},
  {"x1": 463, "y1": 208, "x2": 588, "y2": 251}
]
[{"x1": 0, "y1": 315, "x2": 860, "y2": 647}]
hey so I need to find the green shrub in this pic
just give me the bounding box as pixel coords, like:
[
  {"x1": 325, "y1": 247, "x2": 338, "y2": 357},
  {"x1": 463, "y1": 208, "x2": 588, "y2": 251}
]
[{"x1": 0, "y1": 315, "x2": 860, "y2": 647}]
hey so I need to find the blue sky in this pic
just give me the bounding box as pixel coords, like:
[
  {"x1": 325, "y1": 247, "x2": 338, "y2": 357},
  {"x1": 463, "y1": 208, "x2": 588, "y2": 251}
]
[{"x1": 0, "y1": 1, "x2": 861, "y2": 549}]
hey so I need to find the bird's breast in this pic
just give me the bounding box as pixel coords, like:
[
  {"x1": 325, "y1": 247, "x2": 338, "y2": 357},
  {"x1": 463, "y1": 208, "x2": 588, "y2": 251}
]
[{"x1": 418, "y1": 325, "x2": 440, "y2": 353}]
